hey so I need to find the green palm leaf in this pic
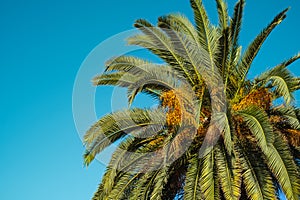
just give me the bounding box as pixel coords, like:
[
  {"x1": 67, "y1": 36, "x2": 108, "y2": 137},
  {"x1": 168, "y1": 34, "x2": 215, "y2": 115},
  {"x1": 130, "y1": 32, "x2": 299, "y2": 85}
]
[
  {"x1": 235, "y1": 8, "x2": 289, "y2": 98},
  {"x1": 128, "y1": 19, "x2": 195, "y2": 85},
  {"x1": 190, "y1": 0, "x2": 219, "y2": 66},
  {"x1": 84, "y1": 108, "x2": 165, "y2": 165},
  {"x1": 215, "y1": 143, "x2": 241, "y2": 200},
  {"x1": 150, "y1": 167, "x2": 170, "y2": 200},
  {"x1": 215, "y1": 0, "x2": 228, "y2": 29},
  {"x1": 92, "y1": 71, "x2": 135, "y2": 87},
  {"x1": 236, "y1": 106, "x2": 274, "y2": 153},
  {"x1": 265, "y1": 140, "x2": 300, "y2": 200},
  {"x1": 236, "y1": 142, "x2": 276, "y2": 200},
  {"x1": 157, "y1": 14, "x2": 200, "y2": 48},
  {"x1": 272, "y1": 106, "x2": 300, "y2": 130},
  {"x1": 272, "y1": 134, "x2": 300, "y2": 198},
  {"x1": 183, "y1": 156, "x2": 202, "y2": 200},
  {"x1": 268, "y1": 74, "x2": 294, "y2": 105},
  {"x1": 229, "y1": 0, "x2": 244, "y2": 64},
  {"x1": 106, "y1": 172, "x2": 140, "y2": 199},
  {"x1": 255, "y1": 64, "x2": 297, "y2": 105},
  {"x1": 200, "y1": 151, "x2": 217, "y2": 199}
]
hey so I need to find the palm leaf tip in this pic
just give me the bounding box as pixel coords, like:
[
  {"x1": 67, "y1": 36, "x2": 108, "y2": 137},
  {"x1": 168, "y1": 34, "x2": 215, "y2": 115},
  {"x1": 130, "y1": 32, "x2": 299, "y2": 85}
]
[
  {"x1": 84, "y1": 150, "x2": 95, "y2": 167},
  {"x1": 134, "y1": 19, "x2": 152, "y2": 28}
]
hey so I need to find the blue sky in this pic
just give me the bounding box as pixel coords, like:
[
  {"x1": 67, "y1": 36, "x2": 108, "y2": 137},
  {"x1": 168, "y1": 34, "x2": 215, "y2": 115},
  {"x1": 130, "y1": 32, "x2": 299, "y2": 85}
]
[{"x1": 0, "y1": 0, "x2": 299, "y2": 199}]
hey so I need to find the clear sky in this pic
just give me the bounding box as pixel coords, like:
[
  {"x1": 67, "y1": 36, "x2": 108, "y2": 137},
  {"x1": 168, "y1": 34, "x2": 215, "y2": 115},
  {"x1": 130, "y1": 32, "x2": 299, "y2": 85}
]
[{"x1": 0, "y1": 0, "x2": 299, "y2": 199}]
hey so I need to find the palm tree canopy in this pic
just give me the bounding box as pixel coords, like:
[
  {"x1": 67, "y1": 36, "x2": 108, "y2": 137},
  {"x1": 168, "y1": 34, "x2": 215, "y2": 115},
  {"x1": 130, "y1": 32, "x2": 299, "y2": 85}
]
[{"x1": 84, "y1": 0, "x2": 300, "y2": 199}]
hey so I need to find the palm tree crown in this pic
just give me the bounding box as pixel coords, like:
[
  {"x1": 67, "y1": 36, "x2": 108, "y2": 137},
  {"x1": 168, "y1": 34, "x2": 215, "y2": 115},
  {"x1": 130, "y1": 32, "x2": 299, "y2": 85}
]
[{"x1": 83, "y1": 0, "x2": 300, "y2": 199}]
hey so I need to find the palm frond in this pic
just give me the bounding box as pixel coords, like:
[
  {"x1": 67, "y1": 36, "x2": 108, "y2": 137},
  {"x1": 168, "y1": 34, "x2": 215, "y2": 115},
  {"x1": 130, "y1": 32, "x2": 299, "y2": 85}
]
[
  {"x1": 200, "y1": 151, "x2": 217, "y2": 199},
  {"x1": 91, "y1": 136, "x2": 140, "y2": 199},
  {"x1": 93, "y1": 71, "x2": 162, "y2": 100},
  {"x1": 126, "y1": 67, "x2": 183, "y2": 105},
  {"x1": 254, "y1": 53, "x2": 300, "y2": 101},
  {"x1": 268, "y1": 74, "x2": 294, "y2": 105},
  {"x1": 157, "y1": 14, "x2": 200, "y2": 48},
  {"x1": 216, "y1": 112, "x2": 233, "y2": 154},
  {"x1": 218, "y1": 27, "x2": 230, "y2": 77},
  {"x1": 236, "y1": 142, "x2": 276, "y2": 200},
  {"x1": 183, "y1": 156, "x2": 202, "y2": 200},
  {"x1": 296, "y1": 108, "x2": 300, "y2": 121},
  {"x1": 278, "y1": 52, "x2": 300, "y2": 68},
  {"x1": 215, "y1": 143, "x2": 241, "y2": 200},
  {"x1": 92, "y1": 71, "x2": 135, "y2": 87},
  {"x1": 150, "y1": 167, "x2": 170, "y2": 200},
  {"x1": 229, "y1": 0, "x2": 244, "y2": 63},
  {"x1": 236, "y1": 106, "x2": 274, "y2": 152},
  {"x1": 272, "y1": 106, "x2": 300, "y2": 130},
  {"x1": 158, "y1": 18, "x2": 204, "y2": 83},
  {"x1": 190, "y1": 0, "x2": 219, "y2": 66},
  {"x1": 225, "y1": 0, "x2": 244, "y2": 94},
  {"x1": 291, "y1": 77, "x2": 300, "y2": 92},
  {"x1": 255, "y1": 63, "x2": 296, "y2": 105},
  {"x1": 128, "y1": 19, "x2": 195, "y2": 85},
  {"x1": 129, "y1": 171, "x2": 157, "y2": 199},
  {"x1": 215, "y1": 0, "x2": 229, "y2": 29},
  {"x1": 83, "y1": 108, "x2": 165, "y2": 166},
  {"x1": 106, "y1": 172, "x2": 140, "y2": 199},
  {"x1": 265, "y1": 134, "x2": 300, "y2": 199},
  {"x1": 235, "y1": 8, "x2": 289, "y2": 98},
  {"x1": 105, "y1": 55, "x2": 154, "y2": 73},
  {"x1": 256, "y1": 53, "x2": 300, "y2": 82}
]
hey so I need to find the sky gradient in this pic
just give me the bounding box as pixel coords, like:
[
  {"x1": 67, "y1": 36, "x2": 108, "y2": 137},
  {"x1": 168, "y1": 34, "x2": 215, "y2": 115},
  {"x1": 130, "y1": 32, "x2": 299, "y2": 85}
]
[{"x1": 0, "y1": 0, "x2": 299, "y2": 199}]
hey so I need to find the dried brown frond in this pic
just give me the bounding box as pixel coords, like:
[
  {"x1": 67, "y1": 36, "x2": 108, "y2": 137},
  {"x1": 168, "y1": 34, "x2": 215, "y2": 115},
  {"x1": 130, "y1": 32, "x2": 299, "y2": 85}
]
[
  {"x1": 283, "y1": 129, "x2": 300, "y2": 147},
  {"x1": 269, "y1": 115, "x2": 282, "y2": 124}
]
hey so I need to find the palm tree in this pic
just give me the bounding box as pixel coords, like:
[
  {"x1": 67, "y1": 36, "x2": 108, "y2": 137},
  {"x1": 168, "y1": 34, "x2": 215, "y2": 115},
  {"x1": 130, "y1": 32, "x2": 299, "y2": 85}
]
[{"x1": 83, "y1": 0, "x2": 300, "y2": 199}]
